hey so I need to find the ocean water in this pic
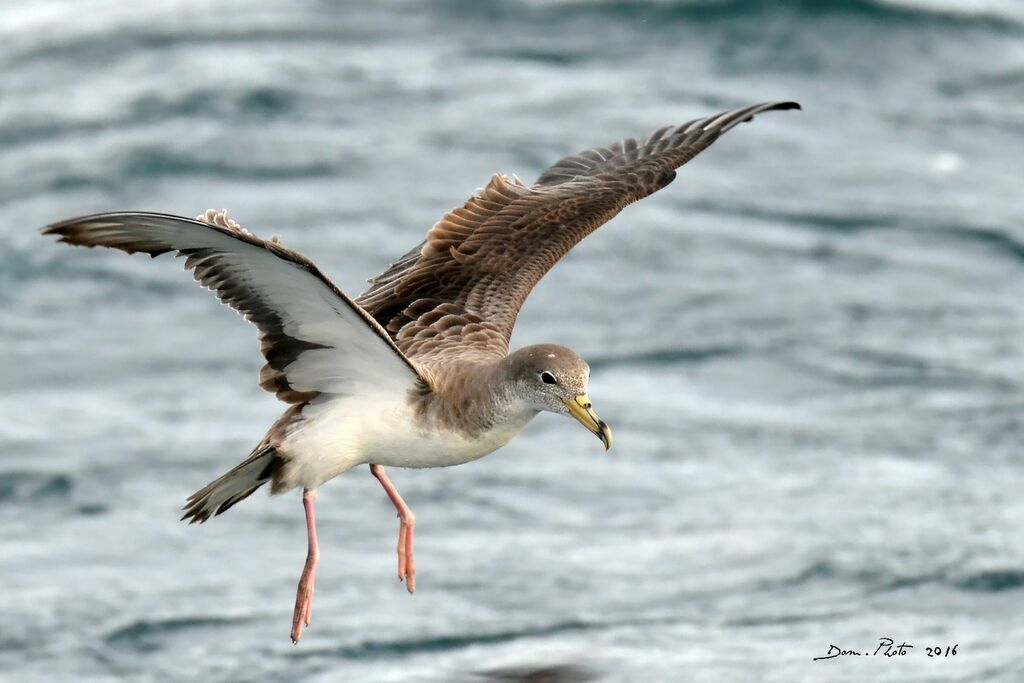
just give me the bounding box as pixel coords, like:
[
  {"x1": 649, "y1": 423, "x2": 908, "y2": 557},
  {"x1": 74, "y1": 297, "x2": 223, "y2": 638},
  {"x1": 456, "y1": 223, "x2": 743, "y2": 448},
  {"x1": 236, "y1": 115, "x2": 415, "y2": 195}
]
[{"x1": 2, "y1": 1, "x2": 1023, "y2": 681}]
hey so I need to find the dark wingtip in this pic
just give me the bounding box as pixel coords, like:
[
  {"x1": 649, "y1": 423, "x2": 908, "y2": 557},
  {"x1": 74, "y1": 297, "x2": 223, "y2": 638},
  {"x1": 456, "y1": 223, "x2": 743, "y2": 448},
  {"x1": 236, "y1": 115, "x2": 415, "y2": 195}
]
[
  {"x1": 41, "y1": 211, "x2": 151, "y2": 239},
  {"x1": 181, "y1": 503, "x2": 209, "y2": 524},
  {"x1": 41, "y1": 219, "x2": 71, "y2": 237},
  {"x1": 41, "y1": 214, "x2": 100, "y2": 245},
  {"x1": 41, "y1": 222, "x2": 82, "y2": 249},
  {"x1": 724, "y1": 101, "x2": 803, "y2": 133},
  {"x1": 42, "y1": 212, "x2": 104, "y2": 236}
]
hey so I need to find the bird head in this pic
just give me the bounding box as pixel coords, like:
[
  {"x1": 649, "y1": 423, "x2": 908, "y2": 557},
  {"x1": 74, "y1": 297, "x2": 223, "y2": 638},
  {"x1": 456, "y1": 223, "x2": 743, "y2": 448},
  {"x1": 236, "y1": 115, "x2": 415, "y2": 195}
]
[{"x1": 508, "y1": 343, "x2": 611, "y2": 450}]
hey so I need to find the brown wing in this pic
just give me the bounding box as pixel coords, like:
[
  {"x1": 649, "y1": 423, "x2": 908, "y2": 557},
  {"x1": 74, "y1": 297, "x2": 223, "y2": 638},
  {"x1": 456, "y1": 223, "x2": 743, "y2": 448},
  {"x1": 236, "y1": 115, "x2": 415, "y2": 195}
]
[{"x1": 356, "y1": 101, "x2": 800, "y2": 362}]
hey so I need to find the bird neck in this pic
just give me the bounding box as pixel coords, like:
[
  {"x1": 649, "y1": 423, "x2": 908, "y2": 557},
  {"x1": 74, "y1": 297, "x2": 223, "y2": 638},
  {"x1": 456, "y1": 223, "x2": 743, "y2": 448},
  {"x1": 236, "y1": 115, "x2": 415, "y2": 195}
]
[
  {"x1": 488, "y1": 355, "x2": 537, "y2": 423},
  {"x1": 419, "y1": 355, "x2": 537, "y2": 438}
]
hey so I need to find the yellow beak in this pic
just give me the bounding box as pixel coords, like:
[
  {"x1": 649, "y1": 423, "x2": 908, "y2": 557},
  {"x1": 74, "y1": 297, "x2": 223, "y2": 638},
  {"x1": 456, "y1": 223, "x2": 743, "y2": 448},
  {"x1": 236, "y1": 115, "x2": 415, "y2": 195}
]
[{"x1": 563, "y1": 394, "x2": 612, "y2": 451}]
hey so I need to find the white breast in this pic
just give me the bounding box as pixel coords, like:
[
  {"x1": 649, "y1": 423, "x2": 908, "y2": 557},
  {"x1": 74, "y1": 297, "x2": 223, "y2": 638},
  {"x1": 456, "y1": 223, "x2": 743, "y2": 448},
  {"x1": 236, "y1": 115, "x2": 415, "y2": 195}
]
[{"x1": 277, "y1": 394, "x2": 537, "y2": 490}]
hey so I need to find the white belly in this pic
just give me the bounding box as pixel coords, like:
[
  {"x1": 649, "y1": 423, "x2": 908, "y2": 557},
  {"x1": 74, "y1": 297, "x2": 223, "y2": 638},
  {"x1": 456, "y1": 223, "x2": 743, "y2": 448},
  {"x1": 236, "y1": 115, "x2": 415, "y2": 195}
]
[{"x1": 278, "y1": 395, "x2": 537, "y2": 490}]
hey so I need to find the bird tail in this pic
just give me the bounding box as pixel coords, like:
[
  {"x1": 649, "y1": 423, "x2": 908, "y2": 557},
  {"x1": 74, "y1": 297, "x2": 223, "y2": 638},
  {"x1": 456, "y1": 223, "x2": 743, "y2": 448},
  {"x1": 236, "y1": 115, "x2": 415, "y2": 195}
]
[{"x1": 181, "y1": 444, "x2": 281, "y2": 524}]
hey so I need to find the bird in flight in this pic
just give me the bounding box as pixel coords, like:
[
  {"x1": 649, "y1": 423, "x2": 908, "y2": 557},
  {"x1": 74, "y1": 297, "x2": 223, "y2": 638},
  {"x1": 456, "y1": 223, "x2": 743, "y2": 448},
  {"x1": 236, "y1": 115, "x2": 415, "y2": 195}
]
[{"x1": 45, "y1": 100, "x2": 800, "y2": 643}]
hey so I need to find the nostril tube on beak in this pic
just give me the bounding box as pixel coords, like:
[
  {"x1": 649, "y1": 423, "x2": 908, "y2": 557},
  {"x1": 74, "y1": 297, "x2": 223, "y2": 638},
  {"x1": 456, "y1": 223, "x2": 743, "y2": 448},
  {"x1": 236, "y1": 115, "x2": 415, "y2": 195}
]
[{"x1": 564, "y1": 394, "x2": 610, "y2": 450}]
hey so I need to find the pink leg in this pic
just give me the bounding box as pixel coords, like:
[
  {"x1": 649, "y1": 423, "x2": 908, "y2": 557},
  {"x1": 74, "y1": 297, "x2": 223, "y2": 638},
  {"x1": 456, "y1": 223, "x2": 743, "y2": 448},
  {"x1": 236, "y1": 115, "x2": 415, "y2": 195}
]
[
  {"x1": 290, "y1": 488, "x2": 319, "y2": 644},
  {"x1": 370, "y1": 464, "x2": 416, "y2": 593}
]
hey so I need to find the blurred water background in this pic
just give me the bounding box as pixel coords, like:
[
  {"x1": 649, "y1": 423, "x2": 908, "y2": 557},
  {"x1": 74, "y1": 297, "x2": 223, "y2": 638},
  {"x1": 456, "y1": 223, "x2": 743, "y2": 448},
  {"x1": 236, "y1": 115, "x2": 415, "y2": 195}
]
[{"x1": 2, "y1": 1, "x2": 1024, "y2": 681}]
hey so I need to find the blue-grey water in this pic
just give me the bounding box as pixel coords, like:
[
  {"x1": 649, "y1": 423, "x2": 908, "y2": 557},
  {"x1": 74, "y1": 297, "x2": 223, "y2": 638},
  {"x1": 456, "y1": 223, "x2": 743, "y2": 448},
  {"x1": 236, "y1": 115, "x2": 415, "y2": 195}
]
[{"x1": 2, "y1": 1, "x2": 1024, "y2": 681}]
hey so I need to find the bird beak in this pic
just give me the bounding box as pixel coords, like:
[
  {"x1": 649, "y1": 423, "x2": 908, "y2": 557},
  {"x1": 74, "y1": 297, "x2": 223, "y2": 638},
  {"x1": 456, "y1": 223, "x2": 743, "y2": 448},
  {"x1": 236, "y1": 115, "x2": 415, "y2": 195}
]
[{"x1": 563, "y1": 394, "x2": 612, "y2": 450}]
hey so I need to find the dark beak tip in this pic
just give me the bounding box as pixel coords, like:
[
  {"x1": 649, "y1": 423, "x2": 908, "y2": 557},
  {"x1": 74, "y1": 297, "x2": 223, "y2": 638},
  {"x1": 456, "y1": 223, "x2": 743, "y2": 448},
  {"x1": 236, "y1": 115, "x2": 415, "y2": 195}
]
[{"x1": 597, "y1": 421, "x2": 611, "y2": 451}]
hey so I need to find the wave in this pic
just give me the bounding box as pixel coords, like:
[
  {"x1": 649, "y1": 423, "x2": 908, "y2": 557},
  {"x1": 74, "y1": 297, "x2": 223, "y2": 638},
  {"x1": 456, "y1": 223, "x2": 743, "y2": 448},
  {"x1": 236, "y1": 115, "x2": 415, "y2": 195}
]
[
  {"x1": 475, "y1": 663, "x2": 597, "y2": 683},
  {"x1": 4, "y1": 0, "x2": 1019, "y2": 83},
  {"x1": 0, "y1": 85, "x2": 302, "y2": 150},
  {"x1": 689, "y1": 199, "x2": 1024, "y2": 265},
  {"x1": 105, "y1": 615, "x2": 252, "y2": 651},
  {"x1": 0, "y1": 470, "x2": 74, "y2": 504},
  {"x1": 2, "y1": 26, "x2": 363, "y2": 70},
  {"x1": 293, "y1": 619, "x2": 598, "y2": 661},
  {"x1": 587, "y1": 344, "x2": 744, "y2": 370},
  {"x1": 774, "y1": 559, "x2": 1024, "y2": 595},
  {"x1": 510, "y1": 0, "x2": 1024, "y2": 29},
  {"x1": 953, "y1": 569, "x2": 1024, "y2": 593}
]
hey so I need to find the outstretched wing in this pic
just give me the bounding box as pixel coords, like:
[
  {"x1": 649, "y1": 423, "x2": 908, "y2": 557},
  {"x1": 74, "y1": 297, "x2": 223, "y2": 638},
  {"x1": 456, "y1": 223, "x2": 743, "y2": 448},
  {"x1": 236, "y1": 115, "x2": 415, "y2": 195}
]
[
  {"x1": 44, "y1": 211, "x2": 426, "y2": 402},
  {"x1": 356, "y1": 101, "x2": 799, "y2": 362}
]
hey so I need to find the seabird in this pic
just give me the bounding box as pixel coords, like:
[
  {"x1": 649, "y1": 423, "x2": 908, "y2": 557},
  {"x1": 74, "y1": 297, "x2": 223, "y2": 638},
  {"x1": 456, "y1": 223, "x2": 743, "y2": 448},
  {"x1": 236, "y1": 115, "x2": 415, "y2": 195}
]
[{"x1": 44, "y1": 100, "x2": 800, "y2": 642}]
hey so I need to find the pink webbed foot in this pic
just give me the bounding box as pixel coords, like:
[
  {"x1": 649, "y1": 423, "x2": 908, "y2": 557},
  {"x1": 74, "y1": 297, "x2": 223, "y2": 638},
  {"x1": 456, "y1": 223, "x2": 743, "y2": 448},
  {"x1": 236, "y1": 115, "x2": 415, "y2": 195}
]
[
  {"x1": 371, "y1": 464, "x2": 417, "y2": 593},
  {"x1": 396, "y1": 506, "x2": 416, "y2": 593},
  {"x1": 290, "y1": 488, "x2": 319, "y2": 644},
  {"x1": 290, "y1": 549, "x2": 317, "y2": 643}
]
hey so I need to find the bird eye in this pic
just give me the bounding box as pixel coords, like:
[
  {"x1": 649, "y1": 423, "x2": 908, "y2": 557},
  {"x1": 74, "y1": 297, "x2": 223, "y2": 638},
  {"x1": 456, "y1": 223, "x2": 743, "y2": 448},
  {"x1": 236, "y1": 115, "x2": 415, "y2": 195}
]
[{"x1": 540, "y1": 371, "x2": 557, "y2": 385}]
